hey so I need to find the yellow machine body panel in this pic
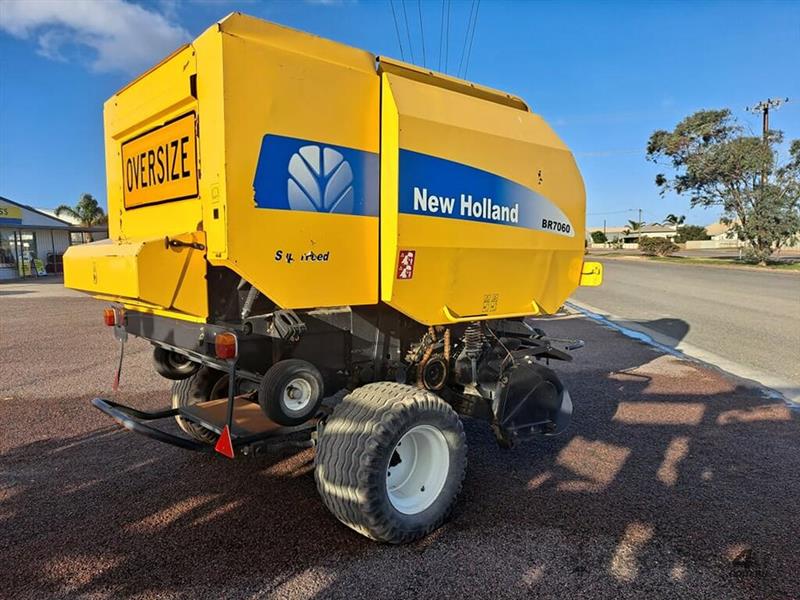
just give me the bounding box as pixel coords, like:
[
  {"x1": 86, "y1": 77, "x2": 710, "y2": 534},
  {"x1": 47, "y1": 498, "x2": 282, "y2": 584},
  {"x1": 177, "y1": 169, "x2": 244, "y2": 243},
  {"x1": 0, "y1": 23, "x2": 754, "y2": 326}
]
[
  {"x1": 64, "y1": 13, "x2": 594, "y2": 325},
  {"x1": 209, "y1": 14, "x2": 380, "y2": 309},
  {"x1": 104, "y1": 44, "x2": 203, "y2": 241},
  {"x1": 379, "y1": 64, "x2": 586, "y2": 324},
  {"x1": 63, "y1": 232, "x2": 208, "y2": 318}
]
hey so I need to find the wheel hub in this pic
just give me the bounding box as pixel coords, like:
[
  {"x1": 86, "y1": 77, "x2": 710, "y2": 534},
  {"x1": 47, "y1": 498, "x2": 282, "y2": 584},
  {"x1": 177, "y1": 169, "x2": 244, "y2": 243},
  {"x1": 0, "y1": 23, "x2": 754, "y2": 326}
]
[
  {"x1": 386, "y1": 424, "x2": 450, "y2": 515},
  {"x1": 282, "y1": 377, "x2": 313, "y2": 413}
]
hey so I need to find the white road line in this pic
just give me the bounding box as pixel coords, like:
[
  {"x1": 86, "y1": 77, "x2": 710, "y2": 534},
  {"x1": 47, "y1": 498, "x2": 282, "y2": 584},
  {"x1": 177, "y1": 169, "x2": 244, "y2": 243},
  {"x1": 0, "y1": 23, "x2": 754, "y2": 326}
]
[{"x1": 566, "y1": 299, "x2": 800, "y2": 408}]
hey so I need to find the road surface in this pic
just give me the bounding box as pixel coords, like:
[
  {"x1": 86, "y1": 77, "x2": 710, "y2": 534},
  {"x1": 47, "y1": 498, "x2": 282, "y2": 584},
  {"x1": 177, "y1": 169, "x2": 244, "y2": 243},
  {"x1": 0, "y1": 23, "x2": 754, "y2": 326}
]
[
  {"x1": 1, "y1": 281, "x2": 799, "y2": 598},
  {"x1": 572, "y1": 258, "x2": 800, "y2": 400}
]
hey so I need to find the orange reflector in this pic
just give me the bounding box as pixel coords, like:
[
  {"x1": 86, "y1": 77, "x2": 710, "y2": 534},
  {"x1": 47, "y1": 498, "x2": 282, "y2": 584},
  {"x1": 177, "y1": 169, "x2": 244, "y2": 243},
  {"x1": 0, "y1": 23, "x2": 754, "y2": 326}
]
[
  {"x1": 103, "y1": 308, "x2": 116, "y2": 326},
  {"x1": 215, "y1": 332, "x2": 238, "y2": 360},
  {"x1": 215, "y1": 425, "x2": 235, "y2": 459}
]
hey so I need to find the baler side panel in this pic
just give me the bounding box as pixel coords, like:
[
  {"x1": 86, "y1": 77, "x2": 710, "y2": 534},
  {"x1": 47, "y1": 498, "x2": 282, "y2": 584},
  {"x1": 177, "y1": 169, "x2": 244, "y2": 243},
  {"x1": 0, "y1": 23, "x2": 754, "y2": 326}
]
[
  {"x1": 214, "y1": 16, "x2": 380, "y2": 309},
  {"x1": 380, "y1": 73, "x2": 586, "y2": 325}
]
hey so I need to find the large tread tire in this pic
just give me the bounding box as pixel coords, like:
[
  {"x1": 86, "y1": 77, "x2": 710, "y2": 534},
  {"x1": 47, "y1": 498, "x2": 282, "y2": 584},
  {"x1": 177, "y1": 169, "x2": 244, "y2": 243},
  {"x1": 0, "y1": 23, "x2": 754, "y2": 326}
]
[
  {"x1": 314, "y1": 381, "x2": 467, "y2": 543},
  {"x1": 171, "y1": 367, "x2": 224, "y2": 444}
]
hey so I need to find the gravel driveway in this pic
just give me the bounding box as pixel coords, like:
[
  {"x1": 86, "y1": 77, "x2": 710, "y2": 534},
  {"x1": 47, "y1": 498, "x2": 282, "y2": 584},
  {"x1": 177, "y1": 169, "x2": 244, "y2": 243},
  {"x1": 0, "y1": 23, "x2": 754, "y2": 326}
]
[{"x1": 1, "y1": 287, "x2": 798, "y2": 599}]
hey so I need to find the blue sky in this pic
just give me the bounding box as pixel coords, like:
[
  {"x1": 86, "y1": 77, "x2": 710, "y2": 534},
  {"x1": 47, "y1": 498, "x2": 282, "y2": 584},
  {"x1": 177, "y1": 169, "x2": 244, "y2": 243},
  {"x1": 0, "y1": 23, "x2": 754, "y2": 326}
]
[{"x1": 1, "y1": 0, "x2": 798, "y2": 228}]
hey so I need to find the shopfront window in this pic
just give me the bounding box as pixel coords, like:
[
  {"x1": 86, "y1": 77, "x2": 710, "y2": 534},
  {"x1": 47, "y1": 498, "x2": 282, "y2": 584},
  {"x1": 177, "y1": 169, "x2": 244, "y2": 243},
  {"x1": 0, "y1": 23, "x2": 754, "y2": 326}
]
[
  {"x1": 0, "y1": 229, "x2": 19, "y2": 279},
  {"x1": 1, "y1": 229, "x2": 16, "y2": 264},
  {"x1": 0, "y1": 230, "x2": 41, "y2": 278},
  {"x1": 17, "y1": 231, "x2": 38, "y2": 276}
]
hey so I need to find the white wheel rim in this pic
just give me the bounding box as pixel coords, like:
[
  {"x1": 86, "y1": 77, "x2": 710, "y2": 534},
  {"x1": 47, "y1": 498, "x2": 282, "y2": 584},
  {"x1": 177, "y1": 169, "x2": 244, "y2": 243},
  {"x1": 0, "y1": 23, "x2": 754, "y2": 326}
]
[
  {"x1": 386, "y1": 424, "x2": 450, "y2": 515},
  {"x1": 282, "y1": 378, "x2": 313, "y2": 414}
]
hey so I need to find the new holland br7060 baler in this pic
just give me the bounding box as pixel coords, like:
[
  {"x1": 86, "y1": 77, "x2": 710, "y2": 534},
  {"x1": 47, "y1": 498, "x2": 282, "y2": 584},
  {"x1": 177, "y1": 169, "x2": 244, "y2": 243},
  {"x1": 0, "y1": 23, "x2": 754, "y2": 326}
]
[{"x1": 63, "y1": 12, "x2": 602, "y2": 543}]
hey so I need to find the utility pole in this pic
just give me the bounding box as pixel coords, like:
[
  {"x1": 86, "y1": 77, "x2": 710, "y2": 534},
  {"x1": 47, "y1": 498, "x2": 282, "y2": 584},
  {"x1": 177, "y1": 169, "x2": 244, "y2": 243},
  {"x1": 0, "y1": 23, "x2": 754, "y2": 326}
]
[
  {"x1": 746, "y1": 98, "x2": 789, "y2": 188},
  {"x1": 747, "y1": 97, "x2": 788, "y2": 140},
  {"x1": 638, "y1": 208, "x2": 642, "y2": 229}
]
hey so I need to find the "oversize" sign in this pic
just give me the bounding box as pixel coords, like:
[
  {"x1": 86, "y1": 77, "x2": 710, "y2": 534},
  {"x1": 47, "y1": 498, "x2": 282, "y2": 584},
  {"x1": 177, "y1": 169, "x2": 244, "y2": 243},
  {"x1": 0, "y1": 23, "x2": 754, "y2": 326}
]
[{"x1": 121, "y1": 113, "x2": 198, "y2": 209}]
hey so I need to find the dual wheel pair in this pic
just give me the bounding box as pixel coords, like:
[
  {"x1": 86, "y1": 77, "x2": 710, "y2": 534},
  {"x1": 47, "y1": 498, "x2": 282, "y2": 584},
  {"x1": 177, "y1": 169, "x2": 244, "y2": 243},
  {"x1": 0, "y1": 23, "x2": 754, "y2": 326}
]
[{"x1": 173, "y1": 367, "x2": 467, "y2": 543}]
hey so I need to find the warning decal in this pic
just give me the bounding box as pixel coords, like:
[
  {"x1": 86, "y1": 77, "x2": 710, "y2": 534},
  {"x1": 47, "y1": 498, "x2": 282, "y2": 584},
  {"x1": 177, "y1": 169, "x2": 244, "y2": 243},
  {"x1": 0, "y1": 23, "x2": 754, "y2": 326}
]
[
  {"x1": 121, "y1": 113, "x2": 198, "y2": 209},
  {"x1": 397, "y1": 250, "x2": 415, "y2": 280}
]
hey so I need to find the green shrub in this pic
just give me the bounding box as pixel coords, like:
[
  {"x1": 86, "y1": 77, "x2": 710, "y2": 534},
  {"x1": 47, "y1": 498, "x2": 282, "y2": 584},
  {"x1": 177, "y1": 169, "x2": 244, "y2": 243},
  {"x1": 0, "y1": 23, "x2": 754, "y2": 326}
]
[
  {"x1": 674, "y1": 225, "x2": 710, "y2": 243},
  {"x1": 639, "y1": 236, "x2": 679, "y2": 257},
  {"x1": 590, "y1": 230, "x2": 608, "y2": 243}
]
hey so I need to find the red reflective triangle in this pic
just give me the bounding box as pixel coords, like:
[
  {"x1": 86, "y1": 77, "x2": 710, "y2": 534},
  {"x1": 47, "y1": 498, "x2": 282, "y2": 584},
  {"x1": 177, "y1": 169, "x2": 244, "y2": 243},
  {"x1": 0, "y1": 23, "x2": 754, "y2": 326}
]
[{"x1": 214, "y1": 425, "x2": 235, "y2": 459}]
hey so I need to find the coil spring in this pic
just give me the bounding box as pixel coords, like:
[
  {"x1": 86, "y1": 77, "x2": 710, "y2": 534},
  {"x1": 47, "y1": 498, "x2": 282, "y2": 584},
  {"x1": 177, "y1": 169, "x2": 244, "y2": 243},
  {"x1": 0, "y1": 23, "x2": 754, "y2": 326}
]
[{"x1": 464, "y1": 323, "x2": 484, "y2": 359}]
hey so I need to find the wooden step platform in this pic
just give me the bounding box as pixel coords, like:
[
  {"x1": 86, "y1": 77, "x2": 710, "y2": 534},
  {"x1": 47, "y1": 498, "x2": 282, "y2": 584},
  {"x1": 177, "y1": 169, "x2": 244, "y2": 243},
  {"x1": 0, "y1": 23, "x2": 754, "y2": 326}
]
[{"x1": 180, "y1": 397, "x2": 283, "y2": 438}]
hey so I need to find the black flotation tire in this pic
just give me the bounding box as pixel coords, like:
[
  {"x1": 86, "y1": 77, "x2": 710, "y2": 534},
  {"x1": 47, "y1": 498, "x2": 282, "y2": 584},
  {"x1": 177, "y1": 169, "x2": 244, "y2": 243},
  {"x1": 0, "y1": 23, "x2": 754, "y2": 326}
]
[{"x1": 314, "y1": 381, "x2": 467, "y2": 543}]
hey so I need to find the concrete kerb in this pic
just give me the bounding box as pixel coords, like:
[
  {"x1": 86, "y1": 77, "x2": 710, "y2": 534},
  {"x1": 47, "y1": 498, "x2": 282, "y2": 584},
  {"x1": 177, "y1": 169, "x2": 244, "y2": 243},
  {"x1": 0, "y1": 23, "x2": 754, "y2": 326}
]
[{"x1": 565, "y1": 299, "x2": 800, "y2": 408}]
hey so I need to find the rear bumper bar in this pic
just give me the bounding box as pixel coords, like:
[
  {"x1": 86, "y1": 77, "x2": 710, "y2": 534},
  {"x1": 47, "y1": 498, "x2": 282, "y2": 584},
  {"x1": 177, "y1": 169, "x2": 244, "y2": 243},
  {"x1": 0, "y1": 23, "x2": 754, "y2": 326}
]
[
  {"x1": 92, "y1": 398, "x2": 214, "y2": 452},
  {"x1": 91, "y1": 397, "x2": 316, "y2": 455}
]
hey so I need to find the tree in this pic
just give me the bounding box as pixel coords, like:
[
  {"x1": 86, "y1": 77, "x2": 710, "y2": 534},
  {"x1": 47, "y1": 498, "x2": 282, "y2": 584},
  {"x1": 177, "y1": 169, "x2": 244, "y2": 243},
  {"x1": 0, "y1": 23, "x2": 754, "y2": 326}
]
[
  {"x1": 647, "y1": 109, "x2": 800, "y2": 264},
  {"x1": 663, "y1": 213, "x2": 686, "y2": 226},
  {"x1": 56, "y1": 193, "x2": 107, "y2": 242},
  {"x1": 674, "y1": 225, "x2": 710, "y2": 243},
  {"x1": 590, "y1": 230, "x2": 608, "y2": 244},
  {"x1": 626, "y1": 219, "x2": 643, "y2": 231}
]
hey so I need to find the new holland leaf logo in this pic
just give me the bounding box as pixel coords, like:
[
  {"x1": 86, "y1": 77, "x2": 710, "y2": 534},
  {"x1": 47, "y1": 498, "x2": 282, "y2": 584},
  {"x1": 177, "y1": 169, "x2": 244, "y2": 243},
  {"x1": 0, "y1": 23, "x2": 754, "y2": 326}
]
[{"x1": 287, "y1": 145, "x2": 354, "y2": 213}]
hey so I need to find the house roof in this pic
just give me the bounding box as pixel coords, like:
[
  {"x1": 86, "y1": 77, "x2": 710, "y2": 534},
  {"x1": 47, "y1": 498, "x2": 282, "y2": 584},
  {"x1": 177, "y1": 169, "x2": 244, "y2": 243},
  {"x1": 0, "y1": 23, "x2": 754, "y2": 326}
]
[
  {"x1": 705, "y1": 222, "x2": 732, "y2": 236},
  {"x1": 639, "y1": 224, "x2": 677, "y2": 234},
  {"x1": 588, "y1": 226, "x2": 628, "y2": 233},
  {"x1": 0, "y1": 195, "x2": 73, "y2": 226},
  {"x1": 37, "y1": 208, "x2": 80, "y2": 225},
  {"x1": 1, "y1": 196, "x2": 107, "y2": 232},
  {"x1": 588, "y1": 224, "x2": 677, "y2": 234}
]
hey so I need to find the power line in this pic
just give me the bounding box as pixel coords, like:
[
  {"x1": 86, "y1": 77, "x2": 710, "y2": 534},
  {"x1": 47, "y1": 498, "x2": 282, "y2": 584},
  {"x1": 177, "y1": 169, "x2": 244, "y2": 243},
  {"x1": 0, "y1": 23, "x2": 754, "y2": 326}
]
[
  {"x1": 462, "y1": 0, "x2": 480, "y2": 78},
  {"x1": 438, "y1": 0, "x2": 445, "y2": 70},
  {"x1": 388, "y1": 0, "x2": 406, "y2": 61},
  {"x1": 457, "y1": 1, "x2": 476, "y2": 77},
  {"x1": 401, "y1": 0, "x2": 415, "y2": 64},
  {"x1": 586, "y1": 209, "x2": 641, "y2": 216},
  {"x1": 444, "y1": 0, "x2": 450, "y2": 72},
  {"x1": 417, "y1": 0, "x2": 426, "y2": 68}
]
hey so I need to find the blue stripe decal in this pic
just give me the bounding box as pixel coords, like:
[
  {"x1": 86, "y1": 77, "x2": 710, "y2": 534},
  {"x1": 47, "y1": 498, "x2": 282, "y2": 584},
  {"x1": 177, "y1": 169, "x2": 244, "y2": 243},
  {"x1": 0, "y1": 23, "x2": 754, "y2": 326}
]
[
  {"x1": 398, "y1": 149, "x2": 574, "y2": 236},
  {"x1": 253, "y1": 134, "x2": 379, "y2": 217},
  {"x1": 0, "y1": 218, "x2": 23, "y2": 225}
]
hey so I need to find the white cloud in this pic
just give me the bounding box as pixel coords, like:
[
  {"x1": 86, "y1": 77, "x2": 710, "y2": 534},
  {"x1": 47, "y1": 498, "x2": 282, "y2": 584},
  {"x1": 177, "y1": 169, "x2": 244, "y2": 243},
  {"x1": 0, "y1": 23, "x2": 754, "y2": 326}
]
[{"x1": 0, "y1": 0, "x2": 191, "y2": 74}]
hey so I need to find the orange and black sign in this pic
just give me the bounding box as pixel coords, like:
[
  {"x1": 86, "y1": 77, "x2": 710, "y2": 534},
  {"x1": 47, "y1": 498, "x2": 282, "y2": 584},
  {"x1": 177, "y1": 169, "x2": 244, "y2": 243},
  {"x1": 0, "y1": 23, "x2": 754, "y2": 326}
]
[{"x1": 121, "y1": 113, "x2": 198, "y2": 208}]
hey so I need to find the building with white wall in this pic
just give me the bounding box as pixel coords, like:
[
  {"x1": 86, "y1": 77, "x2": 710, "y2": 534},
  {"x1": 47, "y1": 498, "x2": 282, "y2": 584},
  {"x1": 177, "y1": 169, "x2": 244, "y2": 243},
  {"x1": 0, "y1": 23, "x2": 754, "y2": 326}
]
[{"x1": 0, "y1": 196, "x2": 107, "y2": 280}]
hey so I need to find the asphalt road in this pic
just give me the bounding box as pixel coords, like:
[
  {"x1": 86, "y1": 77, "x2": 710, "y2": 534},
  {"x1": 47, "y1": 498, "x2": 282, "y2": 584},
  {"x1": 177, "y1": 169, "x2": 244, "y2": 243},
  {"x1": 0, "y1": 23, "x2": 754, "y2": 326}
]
[
  {"x1": 572, "y1": 259, "x2": 800, "y2": 400},
  {"x1": 1, "y1": 282, "x2": 799, "y2": 599}
]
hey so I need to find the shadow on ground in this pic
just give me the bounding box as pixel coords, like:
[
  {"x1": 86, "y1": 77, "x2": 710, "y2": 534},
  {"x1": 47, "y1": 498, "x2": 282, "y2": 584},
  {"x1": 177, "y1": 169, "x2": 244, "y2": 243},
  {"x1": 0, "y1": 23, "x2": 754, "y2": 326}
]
[{"x1": 0, "y1": 315, "x2": 798, "y2": 599}]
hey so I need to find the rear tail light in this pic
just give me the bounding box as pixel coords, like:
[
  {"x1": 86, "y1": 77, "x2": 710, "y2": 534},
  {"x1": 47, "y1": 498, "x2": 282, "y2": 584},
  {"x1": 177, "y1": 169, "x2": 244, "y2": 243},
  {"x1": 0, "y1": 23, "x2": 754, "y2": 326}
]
[
  {"x1": 103, "y1": 308, "x2": 116, "y2": 327},
  {"x1": 215, "y1": 332, "x2": 238, "y2": 360}
]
